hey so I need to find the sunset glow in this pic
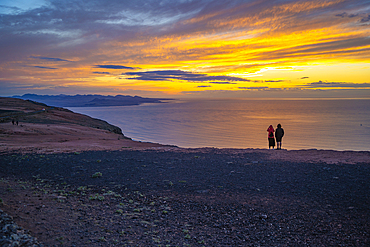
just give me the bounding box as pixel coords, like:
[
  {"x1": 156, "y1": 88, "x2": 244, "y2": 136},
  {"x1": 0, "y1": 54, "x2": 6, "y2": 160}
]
[{"x1": 1, "y1": 0, "x2": 370, "y2": 98}]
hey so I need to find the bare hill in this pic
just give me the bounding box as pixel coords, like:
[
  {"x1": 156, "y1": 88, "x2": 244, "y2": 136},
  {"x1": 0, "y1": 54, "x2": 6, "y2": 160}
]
[{"x1": 0, "y1": 97, "x2": 166, "y2": 153}]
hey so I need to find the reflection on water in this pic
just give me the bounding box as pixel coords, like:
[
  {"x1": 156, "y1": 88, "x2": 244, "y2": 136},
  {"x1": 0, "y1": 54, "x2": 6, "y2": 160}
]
[{"x1": 69, "y1": 99, "x2": 370, "y2": 151}]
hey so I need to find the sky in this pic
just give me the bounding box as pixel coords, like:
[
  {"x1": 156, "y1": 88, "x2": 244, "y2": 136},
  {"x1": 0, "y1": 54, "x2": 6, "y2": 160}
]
[{"x1": 1, "y1": 0, "x2": 370, "y2": 98}]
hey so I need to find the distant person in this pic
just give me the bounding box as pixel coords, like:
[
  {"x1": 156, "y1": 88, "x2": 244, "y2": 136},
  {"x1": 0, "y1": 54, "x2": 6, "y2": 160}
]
[
  {"x1": 12, "y1": 119, "x2": 14, "y2": 125},
  {"x1": 16, "y1": 120, "x2": 18, "y2": 126},
  {"x1": 267, "y1": 125, "x2": 275, "y2": 149},
  {"x1": 275, "y1": 123, "x2": 284, "y2": 150}
]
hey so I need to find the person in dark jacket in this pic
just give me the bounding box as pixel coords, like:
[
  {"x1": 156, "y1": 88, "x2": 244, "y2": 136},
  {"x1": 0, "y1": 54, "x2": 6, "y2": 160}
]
[
  {"x1": 267, "y1": 125, "x2": 275, "y2": 149},
  {"x1": 275, "y1": 123, "x2": 284, "y2": 150}
]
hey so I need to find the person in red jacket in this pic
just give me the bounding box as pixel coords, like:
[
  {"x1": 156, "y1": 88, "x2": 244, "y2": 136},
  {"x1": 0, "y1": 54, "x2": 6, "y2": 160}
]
[{"x1": 267, "y1": 125, "x2": 275, "y2": 149}]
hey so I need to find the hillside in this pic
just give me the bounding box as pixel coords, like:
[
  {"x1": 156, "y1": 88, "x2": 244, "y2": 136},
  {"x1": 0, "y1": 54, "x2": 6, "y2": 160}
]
[
  {"x1": 0, "y1": 97, "x2": 123, "y2": 134},
  {"x1": 0, "y1": 97, "x2": 166, "y2": 153}
]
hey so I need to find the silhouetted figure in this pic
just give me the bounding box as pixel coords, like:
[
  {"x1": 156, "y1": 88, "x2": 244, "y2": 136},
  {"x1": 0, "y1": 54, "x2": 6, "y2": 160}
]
[
  {"x1": 267, "y1": 125, "x2": 275, "y2": 149},
  {"x1": 12, "y1": 119, "x2": 14, "y2": 125},
  {"x1": 16, "y1": 120, "x2": 18, "y2": 126},
  {"x1": 275, "y1": 123, "x2": 284, "y2": 150}
]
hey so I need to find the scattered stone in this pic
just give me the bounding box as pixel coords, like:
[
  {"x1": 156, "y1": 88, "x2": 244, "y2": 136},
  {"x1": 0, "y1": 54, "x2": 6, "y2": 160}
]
[
  {"x1": 0, "y1": 209, "x2": 42, "y2": 246},
  {"x1": 196, "y1": 190, "x2": 209, "y2": 194}
]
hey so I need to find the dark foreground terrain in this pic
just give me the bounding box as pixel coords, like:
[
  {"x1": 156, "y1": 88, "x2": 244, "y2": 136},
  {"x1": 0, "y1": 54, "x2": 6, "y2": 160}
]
[{"x1": 1, "y1": 149, "x2": 369, "y2": 246}]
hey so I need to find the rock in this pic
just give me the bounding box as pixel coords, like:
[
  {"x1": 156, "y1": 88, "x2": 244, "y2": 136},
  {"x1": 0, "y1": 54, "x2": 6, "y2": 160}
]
[
  {"x1": 0, "y1": 209, "x2": 42, "y2": 246},
  {"x1": 196, "y1": 190, "x2": 209, "y2": 194}
]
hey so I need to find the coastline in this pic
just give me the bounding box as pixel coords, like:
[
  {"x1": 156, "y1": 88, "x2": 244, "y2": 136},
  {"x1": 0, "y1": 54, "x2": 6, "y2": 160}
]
[
  {"x1": 1, "y1": 97, "x2": 368, "y2": 164},
  {"x1": 1, "y1": 97, "x2": 370, "y2": 246},
  {"x1": 66, "y1": 98, "x2": 370, "y2": 152},
  {"x1": 1, "y1": 117, "x2": 369, "y2": 164},
  {"x1": 0, "y1": 97, "x2": 170, "y2": 155}
]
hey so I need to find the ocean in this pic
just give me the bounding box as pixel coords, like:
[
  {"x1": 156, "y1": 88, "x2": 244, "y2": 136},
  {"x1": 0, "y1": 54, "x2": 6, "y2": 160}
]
[{"x1": 69, "y1": 99, "x2": 370, "y2": 151}]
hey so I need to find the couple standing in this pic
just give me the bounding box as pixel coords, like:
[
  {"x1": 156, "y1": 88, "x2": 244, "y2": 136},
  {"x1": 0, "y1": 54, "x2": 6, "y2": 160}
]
[{"x1": 267, "y1": 124, "x2": 284, "y2": 150}]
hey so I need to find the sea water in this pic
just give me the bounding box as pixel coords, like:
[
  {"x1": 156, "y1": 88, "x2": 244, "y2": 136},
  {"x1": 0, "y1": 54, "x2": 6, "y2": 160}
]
[{"x1": 69, "y1": 99, "x2": 370, "y2": 151}]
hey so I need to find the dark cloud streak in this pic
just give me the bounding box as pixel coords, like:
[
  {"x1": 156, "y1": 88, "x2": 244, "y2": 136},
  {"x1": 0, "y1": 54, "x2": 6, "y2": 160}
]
[
  {"x1": 33, "y1": 66, "x2": 58, "y2": 69},
  {"x1": 361, "y1": 14, "x2": 370, "y2": 23},
  {"x1": 31, "y1": 56, "x2": 70, "y2": 62},
  {"x1": 125, "y1": 70, "x2": 248, "y2": 83},
  {"x1": 238, "y1": 87, "x2": 269, "y2": 90},
  {"x1": 209, "y1": 81, "x2": 237, "y2": 84},
  {"x1": 304, "y1": 81, "x2": 370, "y2": 88},
  {"x1": 265, "y1": 80, "x2": 285, "y2": 83},
  {"x1": 335, "y1": 12, "x2": 359, "y2": 18},
  {"x1": 92, "y1": 71, "x2": 110, "y2": 74},
  {"x1": 95, "y1": 65, "x2": 137, "y2": 69}
]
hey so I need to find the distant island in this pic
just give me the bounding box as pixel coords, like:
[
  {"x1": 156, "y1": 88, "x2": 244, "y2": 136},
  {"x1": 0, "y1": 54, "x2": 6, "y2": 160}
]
[{"x1": 12, "y1": 94, "x2": 173, "y2": 107}]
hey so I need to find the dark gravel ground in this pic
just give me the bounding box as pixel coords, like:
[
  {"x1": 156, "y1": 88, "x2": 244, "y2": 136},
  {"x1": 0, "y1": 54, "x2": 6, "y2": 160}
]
[{"x1": 0, "y1": 149, "x2": 369, "y2": 246}]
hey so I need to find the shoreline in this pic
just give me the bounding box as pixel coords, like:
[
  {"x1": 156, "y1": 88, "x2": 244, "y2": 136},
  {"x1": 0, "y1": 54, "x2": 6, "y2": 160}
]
[
  {"x1": 1, "y1": 119, "x2": 369, "y2": 164},
  {"x1": 67, "y1": 98, "x2": 370, "y2": 152},
  {"x1": 1, "y1": 96, "x2": 369, "y2": 165},
  {"x1": 2, "y1": 96, "x2": 368, "y2": 157}
]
